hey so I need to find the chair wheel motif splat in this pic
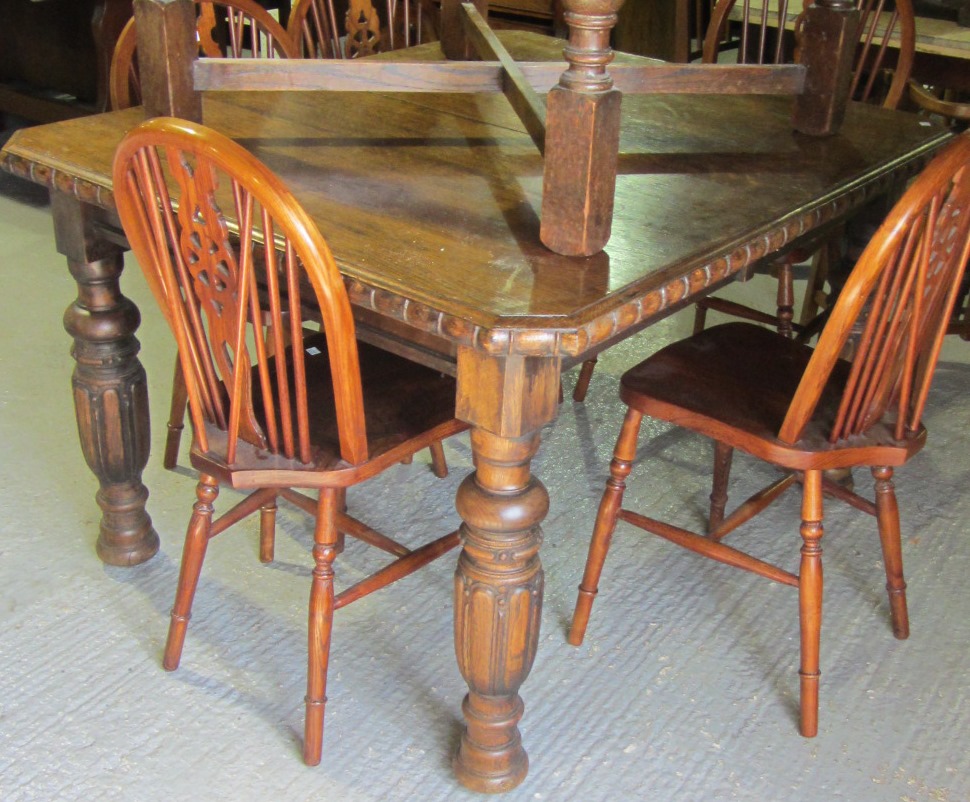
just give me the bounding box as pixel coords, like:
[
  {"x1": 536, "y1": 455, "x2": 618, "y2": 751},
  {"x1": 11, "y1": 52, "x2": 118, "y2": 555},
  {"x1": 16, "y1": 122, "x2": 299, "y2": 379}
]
[
  {"x1": 112, "y1": 117, "x2": 469, "y2": 765},
  {"x1": 568, "y1": 134, "x2": 970, "y2": 737}
]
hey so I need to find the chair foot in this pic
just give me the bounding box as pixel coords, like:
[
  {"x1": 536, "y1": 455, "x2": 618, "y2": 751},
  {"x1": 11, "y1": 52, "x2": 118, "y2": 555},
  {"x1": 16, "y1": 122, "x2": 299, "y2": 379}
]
[
  {"x1": 162, "y1": 612, "x2": 190, "y2": 671},
  {"x1": 799, "y1": 669, "x2": 820, "y2": 737},
  {"x1": 568, "y1": 586, "x2": 597, "y2": 646},
  {"x1": 887, "y1": 585, "x2": 910, "y2": 640},
  {"x1": 303, "y1": 695, "x2": 327, "y2": 766}
]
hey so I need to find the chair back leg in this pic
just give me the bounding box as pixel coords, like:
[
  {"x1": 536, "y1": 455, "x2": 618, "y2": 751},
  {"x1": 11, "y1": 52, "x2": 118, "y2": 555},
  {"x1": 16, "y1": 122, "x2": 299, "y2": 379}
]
[
  {"x1": 164, "y1": 357, "x2": 189, "y2": 470},
  {"x1": 708, "y1": 441, "x2": 734, "y2": 533},
  {"x1": 872, "y1": 466, "x2": 910, "y2": 639}
]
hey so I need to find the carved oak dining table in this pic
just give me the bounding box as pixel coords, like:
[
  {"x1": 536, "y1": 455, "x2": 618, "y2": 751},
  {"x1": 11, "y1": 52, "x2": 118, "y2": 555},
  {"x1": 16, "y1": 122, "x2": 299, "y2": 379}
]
[{"x1": 0, "y1": 29, "x2": 952, "y2": 793}]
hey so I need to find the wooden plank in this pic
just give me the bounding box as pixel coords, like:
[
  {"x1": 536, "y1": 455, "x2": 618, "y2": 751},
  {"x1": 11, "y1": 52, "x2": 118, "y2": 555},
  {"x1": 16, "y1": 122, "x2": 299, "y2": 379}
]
[
  {"x1": 194, "y1": 59, "x2": 806, "y2": 96},
  {"x1": 459, "y1": 2, "x2": 547, "y2": 153}
]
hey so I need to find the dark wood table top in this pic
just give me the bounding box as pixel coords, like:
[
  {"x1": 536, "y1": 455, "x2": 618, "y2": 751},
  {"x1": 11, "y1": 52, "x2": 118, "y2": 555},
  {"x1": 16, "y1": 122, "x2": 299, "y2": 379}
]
[{"x1": 1, "y1": 31, "x2": 952, "y2": 362}]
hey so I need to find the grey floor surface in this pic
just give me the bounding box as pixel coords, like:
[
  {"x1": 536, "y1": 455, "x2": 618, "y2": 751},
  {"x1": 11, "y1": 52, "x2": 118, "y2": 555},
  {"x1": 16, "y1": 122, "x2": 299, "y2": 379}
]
[{"x1": 1, "y1": 156, "x2": 968, "y2": 802}]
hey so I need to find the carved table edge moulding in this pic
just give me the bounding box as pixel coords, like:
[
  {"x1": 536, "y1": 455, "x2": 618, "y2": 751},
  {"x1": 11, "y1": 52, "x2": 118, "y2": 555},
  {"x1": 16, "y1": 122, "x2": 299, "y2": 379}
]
[{"x1": 0, "y1": 142, "x2": 940, "y2": 361}]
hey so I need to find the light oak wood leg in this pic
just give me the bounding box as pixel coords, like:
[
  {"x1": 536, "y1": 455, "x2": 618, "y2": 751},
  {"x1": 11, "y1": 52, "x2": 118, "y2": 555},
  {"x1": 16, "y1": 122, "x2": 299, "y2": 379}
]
[
  {"x1": 569, "y1": 408, "x2": 642, "y2": 646},
  {"x1": 54, "y1": 193, "x2": 159, "y2": 567},
  {"x1": 163, "y1": 474, "x2": 218, "y2": 671},
  {"x1": 798, "y1": 469, "x2": 824, "y2": 737},
  {"x1": 872, "y1": 466, "x2": 909, "y2": 639},
  {"x1": 452, "y1": 349, "x2": 558, "y2": 792}
]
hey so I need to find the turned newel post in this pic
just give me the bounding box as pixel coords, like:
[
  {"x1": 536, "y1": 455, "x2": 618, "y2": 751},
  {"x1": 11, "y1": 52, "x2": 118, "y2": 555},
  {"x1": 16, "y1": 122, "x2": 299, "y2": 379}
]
[
  {"x1": 540, "y1": 0, "x2": 624, "y2": 257},
  {"x1": 793, "y1": 0, "x2": 860, "y2": 135},
  {"x1": 133, "y1": 0, "x2": 202, "y2": 120}
]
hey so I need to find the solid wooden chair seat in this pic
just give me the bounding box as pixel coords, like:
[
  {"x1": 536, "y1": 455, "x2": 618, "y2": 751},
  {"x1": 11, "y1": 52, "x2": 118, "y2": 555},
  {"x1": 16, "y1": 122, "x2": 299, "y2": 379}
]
[
  {"x1": 620, "y1": 322, "x2": 923, "y2": 469},
  {"x1": 194, "y1": 332, "x2": 464, "y2": 480}
]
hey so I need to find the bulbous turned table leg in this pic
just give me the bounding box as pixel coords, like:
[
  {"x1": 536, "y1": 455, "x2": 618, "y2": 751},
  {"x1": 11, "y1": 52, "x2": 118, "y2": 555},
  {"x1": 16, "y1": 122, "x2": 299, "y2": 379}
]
[
  {"x1": 55, "y1": 194, "x2": 158, "y2": 566},
  {"x1": 453, "y1": 428, "x2": 547, "y2": 792}
]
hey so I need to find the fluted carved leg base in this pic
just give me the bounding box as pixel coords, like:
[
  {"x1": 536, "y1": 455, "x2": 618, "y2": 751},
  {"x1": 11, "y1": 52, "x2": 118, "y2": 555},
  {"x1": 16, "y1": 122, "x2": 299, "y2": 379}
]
[
  {"x1": 453, "y1": 428, "x2": 547, "y2": 793},
  {"x1": 55, "y1": 193, "x2": 158, "y2": 567}
]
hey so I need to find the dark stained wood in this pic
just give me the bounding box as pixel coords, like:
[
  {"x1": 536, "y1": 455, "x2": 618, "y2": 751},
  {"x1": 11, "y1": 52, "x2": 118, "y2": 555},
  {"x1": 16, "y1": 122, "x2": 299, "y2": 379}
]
[
  {"x1": 440, "y1": 0, "x2": 488, "y2": 57},
  {"x1": 133, "y1": 0, "x2": 203, "y2": 119},
  {"x1": 146, "y1": 0, "x2": 859, "y2": 258},
  {"x1": 614, "y1": 0, "x2": 690, "y2": 63},
  {"x1": 793, "y1": 0, "x2": 861, "y2": 135},
  {"x1": 194, "y1": 54, "x2": 807, "y2": 94},
  {"x1": 539, "y1": 0, "x2": 623, "y2": 256},
  {"x1": 114, "y1": 117, "x2": 468, "y2": 766},
  {"x1": 0, "y1": 0, "x2": 133, "y2": 121},
  {"x1": 568, "y1": 133, "x2": 970, "y2": 737},
  {"x1": 114, "y1": 0, "x2": 297, "y2": 110},
  {"x1": 52, "y1": 191, "x2": 159, "y2": 566},
  {"x1": 461, "y1": 2, "x2": 547, "y2": 153},
  {"x1": 0, "y1": 29, "x2": 952, "y2": 793}
]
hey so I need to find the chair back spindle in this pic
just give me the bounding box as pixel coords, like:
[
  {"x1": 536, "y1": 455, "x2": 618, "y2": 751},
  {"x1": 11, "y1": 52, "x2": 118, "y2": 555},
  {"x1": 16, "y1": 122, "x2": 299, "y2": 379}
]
[{"x1": 113, "y1": 118, "x2": 370, "y2": 466}]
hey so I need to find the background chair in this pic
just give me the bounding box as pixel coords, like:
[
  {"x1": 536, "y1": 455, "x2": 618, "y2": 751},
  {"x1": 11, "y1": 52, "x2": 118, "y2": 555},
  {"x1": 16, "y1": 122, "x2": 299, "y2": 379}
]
[
  {"x1": 571, "y1": 0, "x2": 917, "y2": 402},
  {"x1": 287, "y1": 0, "x2": 436, "y2": 59},
  {"x1": 568, "y1": 134, "x2": 970, "y2": 737},
  {"x1": 109, "y1": 0, "x2": 299, "y2": 112},
  {"x1": 112, "y1": 117, "x2": 469, "y2": 765}
]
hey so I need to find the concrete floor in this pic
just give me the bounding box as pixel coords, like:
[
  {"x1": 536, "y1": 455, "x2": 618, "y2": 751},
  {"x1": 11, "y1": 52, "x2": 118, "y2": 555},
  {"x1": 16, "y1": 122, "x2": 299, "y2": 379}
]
[{"x1": 1, "y1": 155, "x2": 969, "y2": 802}]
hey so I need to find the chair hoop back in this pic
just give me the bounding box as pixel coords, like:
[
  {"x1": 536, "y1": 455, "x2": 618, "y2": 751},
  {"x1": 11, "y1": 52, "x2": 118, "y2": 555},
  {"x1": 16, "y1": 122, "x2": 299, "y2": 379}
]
[
  {"x1": 110, "y1": 0, "x2": 298, "y2": 111},
  {"x1": 112, "y1": 117, "x2": 369, "y2": 465},
  {"x1": 848, "y1": 0, "x2": 915, "y2": 109},
  {"x1": 779, "y1": 134, "x2": 970, "y2": 444}
]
